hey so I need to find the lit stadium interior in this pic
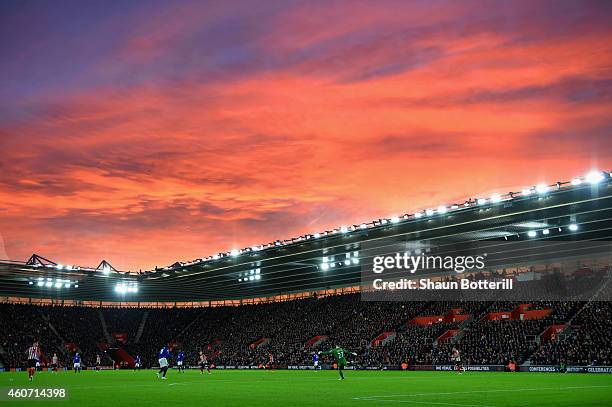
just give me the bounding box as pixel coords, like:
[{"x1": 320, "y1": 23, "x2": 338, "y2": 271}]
[{"x1": 1, "y1": 1, "x2": 612, "y2": 406}]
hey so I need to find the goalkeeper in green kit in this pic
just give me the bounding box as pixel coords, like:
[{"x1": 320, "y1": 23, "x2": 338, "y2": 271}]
[{"x1": 319, "y1": 345, "x2": 357, "y2": 380}]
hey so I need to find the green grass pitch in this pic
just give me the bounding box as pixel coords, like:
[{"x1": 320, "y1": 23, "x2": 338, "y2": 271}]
[{"x1": 1, "y1": 369, "x2": 611, "y2": 406}]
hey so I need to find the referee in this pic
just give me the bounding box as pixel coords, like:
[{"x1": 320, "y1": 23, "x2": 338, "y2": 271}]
[{"x1": 26, "y1": 342, "x2": 40, "y2": 381}]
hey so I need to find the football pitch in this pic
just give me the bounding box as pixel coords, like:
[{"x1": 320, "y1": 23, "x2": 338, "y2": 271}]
[{"x1": 1, "y1": 369, "x2": 611, "y2": 406}]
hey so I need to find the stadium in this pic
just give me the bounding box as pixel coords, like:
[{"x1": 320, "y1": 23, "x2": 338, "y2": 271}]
[
  {"x1": 2, "y1": 1, "x2": 612, "y2": 406},
  {"x1": 0, "y1": 170, "x2": 611, "y2": 406}
]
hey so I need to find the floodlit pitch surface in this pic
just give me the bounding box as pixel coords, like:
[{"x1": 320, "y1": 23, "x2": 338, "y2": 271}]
[{"x1": 1, "y1": 370, "x2": 611, "y2": 406}]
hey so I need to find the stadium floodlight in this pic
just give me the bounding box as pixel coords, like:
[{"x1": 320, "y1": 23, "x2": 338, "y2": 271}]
[
  {"x1": 74, "y1": 284, "x2": 79, "y2": 288},
  {"x1": 321, "y1": 263, "x2": 329, "y2": 271},
  {"x1": 340, "y1": 225, "x2": 349, "y2": 233},
  {"x1": 28, "y1": 281, "x2": 33, "y2": 285},
  {"x1": 352, "y1": 258, "x2": 359, "y2": 265},
  {"x1": 425, "y1": 209, "x2": 434, "y2": 216},
  {"x1": 477, "y1": 198, "x2": 486, "y2": 205},
  {"x1": 115, "y1": 282, "x2": 137, "y2": 294},
  {"x1": 585, "y1": 170, "x2": 604, "y2": 184},
  {"x1": 390, "y1": 216, "x2": 400, "y2": 224},
  {"x1": 491, "y1": 194, "x2": 502, "y2": 203},
  {"x1": 45, "y1": 282, "x2": 52, "y2": 287},
  {"x1": 37, "y1": 281, "x2": 44, "y2": 287},
  {"x1": 542, "y1": 229, "x2": 550, "y2": 235},
  {"x1": 38, "y1": 277, "x2": 43, "y2": 281},
  {"x1": 54, "y1": 281, "x2": 62, "y2": 288},
  {"x1": 437, "y1": 205, "x2": 447, "y2": 214},
  {"x1": 569, "y1": 223, "x2": 578, "y2": 231},
  {"x1": 255, "y1": 275, "x2": 261, "y2": 280},
  {"x1": 522, "y1": 188, "x2": 532, "y2": 196},
  {"x1": 251, "y1": 246, "x2": 260, "y2": 252},
  {"x1": 451, "y1": 204, "x2": 459, "y2": 209},
  {"x1": 344, "y1": 259, "x2": 351, "y2": 266},
  {"x1": 313, "y1": 233, "x2": 321, "y2": 238},
  {"x1": 528, "y1": 231, "x2": 537, "y2": 237},
  {"x1": 230, "y1": 249, "x2": 239, "y2": 257},
  {"x1": 571, "y1": 178, "x2": 582, "y2": 186},
  {"x1": 359, "y1": 223, "x2": 367, "y2": 229},
  {"x1": 102, "y1": 265, "x2": 111, "y2": 275},
  {"x1": 56, "y1": 264, "x2": 63, "y2": 270},
  {"x1": 64, "y1": 283, "x2": 70, "y2": 288},
  {"x1": 535, "y1": 184, "x2": 549, "y2": 194},
  {"x1": 414, "y1": 212, "x2": 423, "y2": 218},
  {"x1": 248, "y1": 276, "x2": 254, "y2": 281},
  {"x1": 255, "y1": 268, "x2": 261, "y2": 274}
]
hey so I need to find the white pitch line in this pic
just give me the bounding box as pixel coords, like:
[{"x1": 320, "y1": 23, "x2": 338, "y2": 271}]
[
  {"x1": 352, "y1": 385, "x2": 612, "y2": 402},
  {"x1": 356, "y1": 399, "x2": 492, "y2": 407}
]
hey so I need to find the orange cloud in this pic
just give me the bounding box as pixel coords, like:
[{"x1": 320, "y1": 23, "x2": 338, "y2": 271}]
[{"x1": 1, "y1": 1, "x2": 611, "y2": 270}]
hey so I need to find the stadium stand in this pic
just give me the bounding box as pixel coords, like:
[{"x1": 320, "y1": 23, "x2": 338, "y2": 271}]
[{"x1": 1, "y1": 276, "x2": 610, "y2": 370}]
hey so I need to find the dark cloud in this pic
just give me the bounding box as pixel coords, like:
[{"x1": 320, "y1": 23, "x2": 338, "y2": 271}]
[
  {"x1": 356, "y1": 133, "x2": 467, "y2": 158},
  {"x1": 455, "y1": 77, "x2": 612, "y2": 105},
  {"x1": 521, "y1": 125, "x2": 612, "y2": 159}
]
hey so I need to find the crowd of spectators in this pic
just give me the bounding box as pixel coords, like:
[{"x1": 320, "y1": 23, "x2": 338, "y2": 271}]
[
  {"x1": 1, "y1": 295, "x2": 610, "y2": 369},
  {"x1": 0, "y1": 304, "x2": 61, "y2": 368},
  {"x1": 530, "y1": 302, "x2": 612, "y2": 366}
]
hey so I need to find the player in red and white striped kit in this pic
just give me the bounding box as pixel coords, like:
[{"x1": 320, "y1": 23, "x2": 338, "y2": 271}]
[{"x1": 26, "y1": 342, "x2": 40, "y2": 381}]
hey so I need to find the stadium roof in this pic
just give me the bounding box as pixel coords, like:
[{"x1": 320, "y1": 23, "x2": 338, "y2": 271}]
[{"x1": 0, "y1": 171, "x2": 611, "y2": 302}]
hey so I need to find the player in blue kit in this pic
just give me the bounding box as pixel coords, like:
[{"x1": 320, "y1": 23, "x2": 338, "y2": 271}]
[
  {"x1": 73, "y1": 352, "x2": 82, "y2": 373},
  {"x1": 312, "y1": 352, "x2": 320, "y2": 371},
  {"x1": 176, "y1": 351, "x2": 185, "y2": 373},
  {"x1": 156, "y1": 346, "x2": 171, "y2": 380},
  {"x1": 134, "y1": 355, "x2": 141, "y2": 371}
]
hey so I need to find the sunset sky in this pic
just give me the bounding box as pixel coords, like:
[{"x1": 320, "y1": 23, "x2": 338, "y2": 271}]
[{"x1": 1, "y1": 0, "x2": 611, "y2": 271}]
